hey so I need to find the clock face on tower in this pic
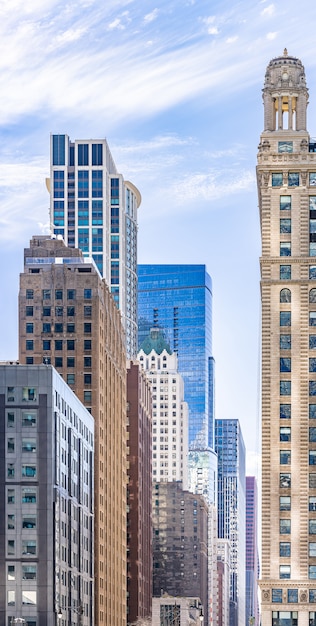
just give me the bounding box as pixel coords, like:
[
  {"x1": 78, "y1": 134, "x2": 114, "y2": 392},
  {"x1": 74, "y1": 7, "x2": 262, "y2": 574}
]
[{"x1": 282, "y1": 71, "x2": 289, "y2": 80}]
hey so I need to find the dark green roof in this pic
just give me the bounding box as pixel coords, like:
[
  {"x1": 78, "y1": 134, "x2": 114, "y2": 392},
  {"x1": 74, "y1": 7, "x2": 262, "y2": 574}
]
[{"x1": 139, "y1": 328, "x2": 172, "y2": 356}]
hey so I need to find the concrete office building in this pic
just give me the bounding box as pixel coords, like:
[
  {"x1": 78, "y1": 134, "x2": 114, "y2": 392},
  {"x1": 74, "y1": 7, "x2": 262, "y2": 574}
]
[
  {"x1": 245, "y1": 477, "x2": 259, "y2": 626},
  {"x1": 217, "y1": 540, "x2": 230, "y2": 626},
  {"x1": 138, "y1": 328, "x2": 189, "y2": 489},
  {"x1": 152, "y1": 481, "x2": 208, "y2": 625},
  {"x1": 126, "y1": 361, "x2": 152, "y2": 624},
  {"x1": 215, "y1": 419, "x2": 246, "y2": 626},
  {"x1": 18, "y1": 236, "x2": 127, "y2": 626},
  {"x1": 257, "y1": 50, "x2": 316, "y2": 626},
  {"x1": 0, "y1": 364, "x2": 94, "y2": 626},
  {"x1": 48, "y1": 134, "x2": 141, "y2": 357}
]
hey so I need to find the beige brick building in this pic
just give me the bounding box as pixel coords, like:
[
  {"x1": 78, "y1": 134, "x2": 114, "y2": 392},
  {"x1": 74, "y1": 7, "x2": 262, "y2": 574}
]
[
  {"x1": 258, "y1": 50, "x2": 316, "y2": 626},
  {"x1": 19, "y1": 235, "x2": 127, "y2": 626}
]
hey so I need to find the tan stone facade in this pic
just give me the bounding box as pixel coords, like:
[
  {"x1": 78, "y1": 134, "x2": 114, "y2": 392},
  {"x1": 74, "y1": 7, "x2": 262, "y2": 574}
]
[
  {"x1": 19, "y1": 236, "x2": 127, "y2": 626},
  {"x1": 258, "y1": 51, "x2": 316, "y2": 626}
]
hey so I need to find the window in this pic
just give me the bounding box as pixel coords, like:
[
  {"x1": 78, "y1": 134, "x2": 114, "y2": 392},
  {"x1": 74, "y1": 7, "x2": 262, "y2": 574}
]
[
  {"x1": 311, "y1": 428, "x2": 316, "y2": 442},
  {"x1": 84, "y1": 374, "x2": 91, "y2": 385},
  {"x1": 312, "y1": 361, "x2": 316, "y2": 373},
  {"x1": 280, "y1": 542, "x2": 291, "y2": 556},
  {"x1": 43, "y1": 340, "x2": 51, "y2": 351},
  {"x1": 42, "y1": 322, "x2": 51, "y2": 333},
  {"x1": 311, "y1": 175, "x2": 316, "y2": 187},
  {"x1": 280, "y1": 242, "x2": 291, "y2": 257},
  {"x1": 310, "y1": 520, "x2": 316, "y2": 534},
  {"x1": 288, "y1": 173, "x2": 299, "y2": 187},
  {"x1": 288, "y1": 590, "x2": 298, "y2": 603},
  {"x1": 84, "y1": 305, "x2": 92, "y2": 318},
  {"x1": 272, "y1": 589, "x2": 283, "y2": 603},
  {"x1": 7, "y1": 540, "x2": 15, "y2": 555},
  {"x1": 7, "y1": 565, "x2": 15, "y2": 581},
  {"x1": 310, "y1": 590, "x2": 316, "y2": 603},
  {"x1": 67, "y1": 374, "x2": 75, "y2": 385},
  {"x1": 310, "y1": 497, "x2": 316, "y2": 511},
  {"x1": 78, "y1": 143, "x2": 88, "y2": 165},
  {"x1": 280, "y1": 312, "x2": 291, "y2": 326},
  {"x1": 67, "y1": 323, "x2": 75, "y2": 333},
  {"x1": 7, "y1": 463, "x2": 14, "y2": 478},
  {"x1": 67, "y1": 306, "x2": 75, "y2": 316},
  {"x1": 310, "y1": 268, "x2": 316, "y2": 281},
  {"x1": 310, "y1": 382, "x2": 316, "y2": 396},
  {"x1": 280, "y1": 219, "x2": 291, "y2": 233},
  {"x1": 22, "y1": 564, "x2": 37, "y2": 580},
  {"x1": 280, "y1": 404, "x2": 291, "y2": 419},
  {"x1": 310, "y1": 451, "x2": 316, "y2": 465},
  {"x1": 55, "y1": 289, "x2": 63, "y2": 300},
  {"x1": 8, "y1": 514, "x2": 15, "y2": 529},
  {"x1": 67, "y1": 289, "x2": 76, "y2": 300},
  {"x1": 22, "y1": 488, "x2": 36, "y2": 503},
  {"x1": 84, "y1": 288, "x2": 92, "y2": 299},
  {"x1": 280, "y1": 450, "x2": 291, "y2": 465},
  {"x1": 22, "y1": 411, "x2": 36, "y2": 427},
  {"x1": 280, "y1": 335, "x2": 291, "y2": 350},
  {"x1": 67, "y1": 357, "x2": 75, "y2": 368},
  {"x1": 26, "y1": 306, "x2": 33, "y2": 316},
  {"x1": 280, "y1": 496, "x2": 291, "y2": 511},
  {"x1": 280, "y1": 266, "x2": 291, "y2": 280},
  {"x1": 280, "y1": 427, "x2": 291, "y2": 442},
  {"x1": 280, "y1": 358, "x2": 291, "y2": 372},
  {"x1": 311, "y1": 405, "x2": 316, "y2": 419},
  {"x1": 7, "y1": 489, "x2": 15, "y2": 503},
  {"x1": 22, "y1": 387, "x2": 37, "y2": 401},
  {"x1": 280, "y1": 473, "x2": 291, "y2": 488},
  {"x1": 280, "y1": 288, "x2": 291, "y2": 302},
  {"x1": 310, "y1": 475, "x2": 316, "y2": 489},
  {"x1": 84, "y1": 340, "x2": 91, "y2": 350},
  {"x1": 311, "y1": 336, "x2": 316, "y2": 350},
  {"x1": 280, "y1": 196, "x2": 291, "y2": 210},
  {"x1": 84, "y1": 391, "x2": 92, "y2": 403},
  {"x1": 42, "y1": 306, "x2": 51, "y2": 316},
  {"x1": 67, "y1": 339, "x2": 75, "y2": 350},
  {"x1": 7, "y1": 412, "x2": 15, "y2": 427},
  {"x1": 54, "y1": 340, "x2": 62, "y2": 351},
  {"x1": 7, "y1": 590, "x2": 15, "y2": 605},
  {"x1": 272, "y1": 173, "x2": 283, "y2": 187},
  {"x1": 22, "y1": 439, "x2": 36, "y2": 452},
  {"x1": 22, "y1": 540, "x2": 36, "y2": 555},
  {"x1": 26, "y1": 289, "x2": 34, "y2": 299},
  {"x1": 280, "y1": 381, "x2": 291, "y2": 396},
  {"x1": 310, "y1": 543, "x2": 316, "y2": 557},
  {"x1": 55, "y1": 306, "x2": 63, "y2": 317},
  {"x1": 310, "y1": 567, "x2": 316, "y2": 580},
  {"x1": 84, "y1": 323, "x2": 91, "y2": 334},
  {"x1": 311, "y1": 613, "x2": 316, "y2": 626},
  {"x1": 55, "y1": 322, "x2": 63, "y2": 332},
  {"x1": 84, "y1": 357, "x2": 91, "y2": 368},
  {"x1": 26, "y1": 323, "x2": 34, "y2": 333},
  {"x1": 42, "y1": 356, "x2": 51, "y2": 365},
  {"x1": 280, "y1": 565, "x2": 291, "y2": 579},
  {"x1": 22, "y1": 464, "x2": 36, "y2": 477}
]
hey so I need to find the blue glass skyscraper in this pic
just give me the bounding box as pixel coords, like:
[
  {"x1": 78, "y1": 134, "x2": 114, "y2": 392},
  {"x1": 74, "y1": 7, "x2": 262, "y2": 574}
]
[{"x1": 138, "y1": 264, "x2": 216, "y2": 502}]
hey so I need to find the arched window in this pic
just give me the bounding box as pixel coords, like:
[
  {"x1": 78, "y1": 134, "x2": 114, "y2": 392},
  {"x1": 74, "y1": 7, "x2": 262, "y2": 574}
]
[
  {"x1": 310, "y1": 289, "x2": 316, "y2": 303},
  {"x1": 280, "y1": 288, "x2": 291, "y2": 303}
]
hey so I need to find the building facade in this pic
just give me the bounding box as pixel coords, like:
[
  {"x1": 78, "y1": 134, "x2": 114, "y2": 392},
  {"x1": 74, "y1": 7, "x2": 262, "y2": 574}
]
[
  {"x1": 257, "y1": 50, "x2": 316, "y2": 626},
  {"x1": 18, "y1": 236, "x2": 127, "y2": 626},
  {"x1": 138, "y1": 265, "x2": 217, "y2": 503},
  {"x1": 48, "y1": 134, "x2": 141, "y2": 357},
  {"x1": 217, "y1": 540, "x2": 230, "y2": 626},
  {"x1": 0, "y1": 364, "x2": 94, "y2": 626},
  {"x1": 138, "y1": 328, "x2": 189, "y2": 489},
  {"x1": 215, "y1": 419, "x2": 246, "y2": 626},
  {"x1": 246, "y1": 477, "x2": 259, "y2": 626},
  {"x1": 152, "y1": 481, "x2": 209, "y2": 624},
  {"x1": 126, "y1": 361, "x2": 152, "y2": 624}
]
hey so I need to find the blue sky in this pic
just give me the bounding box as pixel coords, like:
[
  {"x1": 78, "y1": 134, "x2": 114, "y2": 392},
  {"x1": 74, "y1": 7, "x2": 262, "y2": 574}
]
[{"x1": 2, "y1": 0, "x2": 316, "y2": 473}]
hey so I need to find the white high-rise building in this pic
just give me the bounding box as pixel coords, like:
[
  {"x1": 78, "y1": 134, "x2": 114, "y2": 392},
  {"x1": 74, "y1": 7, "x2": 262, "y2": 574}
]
[
  {"x1": 138, "y1": 329, "x2": 188, "y2": 489},
  {"x1": 48, "y1": 134, "x2": 141, "y2": 357}
]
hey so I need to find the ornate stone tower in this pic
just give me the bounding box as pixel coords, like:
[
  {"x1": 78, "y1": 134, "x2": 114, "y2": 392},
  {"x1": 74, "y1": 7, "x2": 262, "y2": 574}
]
[{"x1": 258, "y1": 50, "x2": 316, "y2": 626}]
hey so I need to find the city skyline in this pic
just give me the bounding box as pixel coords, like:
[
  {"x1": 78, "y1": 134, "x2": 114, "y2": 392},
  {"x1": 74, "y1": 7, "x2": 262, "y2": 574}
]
[{"x1": 3, "y1": 1, "x2": 316, "y2": 473}]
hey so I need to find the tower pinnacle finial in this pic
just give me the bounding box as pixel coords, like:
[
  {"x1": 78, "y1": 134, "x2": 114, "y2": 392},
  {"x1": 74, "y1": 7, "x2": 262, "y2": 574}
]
[{"x1": 284, "y1": 48, "x2": 288, "y2": 57}]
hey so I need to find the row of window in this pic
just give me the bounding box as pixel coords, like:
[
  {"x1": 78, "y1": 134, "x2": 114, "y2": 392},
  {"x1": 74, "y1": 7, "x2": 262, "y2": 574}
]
[
  {"x1": 280, "y1": 288, "x2": 316, "y2": 302},
  {"x1": 26, "y1": 322, "x2": 91, "y2": 334},
  {"x1": 272, "y1": 173, "x2": 300, "y2": 187},
  {"x1": 272, "y1": 588, "x2": 316, "y2": 603},
  {"x1": 26, "y1": 305, "x2": 92, "y2": 317},
  {"x1": 279, "y1": 518, "x2": 316, "y2": 535},
  {"x1": 280, "y1": 381, "x2": 316, "y2": 396},
  {"x1": 280, "y1": 404, "x2": 316, "y2": 419},
  {"x1": 280, "y1": 334, "x2": 316, "y2": 350},
  {"x1": 279, "y1": 357, "x2": 316, "y2": 371},
  {"x1": 25, "y1": 288, "x2": 92, "y2": 300},
  {"x1": 280, "y1": 495, "x2": 316, "y2": 510},
  {"x1": 280, "y1": 310, "x2": 316, "y2": 325}
]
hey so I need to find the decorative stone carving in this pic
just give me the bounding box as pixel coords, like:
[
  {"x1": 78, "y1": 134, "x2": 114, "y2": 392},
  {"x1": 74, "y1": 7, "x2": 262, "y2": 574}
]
[
  {"x1": 301, "y1": 170, "x2": 307, "y2": 186},
  {"x1": 301, "y1": 138, "x2": 308, "y2": 152},
  {"x1": 262, "y1": 590, "x2": 270, "y2": 602},
  {"x1": 299, "y1": 590, "x2": 307, "y2": 603}
]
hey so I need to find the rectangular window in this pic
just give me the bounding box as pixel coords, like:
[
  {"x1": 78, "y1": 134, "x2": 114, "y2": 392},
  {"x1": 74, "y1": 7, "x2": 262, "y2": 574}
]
[
  {"x1": 288, "y1": 173, "x2": 299, "y2": 187},
  {"x1": 7, "y1": 489, "x2": 15, "y2": 503},
  {"x1": 310, "y1": 175, "x2": 316, "y2": 187},
  {"x1": 22, "y1": 515, "x2": 36, "y2": 529},
  {"x1": 22, "y1": 465, "x2": 36, "y2": 477},
  {"x1": 280, "y1": 196, "x2": 291, "y2": 210},
  {"x1": 22, "y1": 411, "x2": 36, "y2": 427},
  {"x1": 280, "y1": 404, "x2": 291, "y2": 419},
  {"x1": 43, "y1": 340, "x2": 51, "y2": 351},
  {"x1": 92, "y1": 143, "x2": 103, "y2": 165},
  {"x1": 42, "y1": 322, "x2": 51, "y2": 333},
  {"x1": 26, "y1": 306, "x2": 33, "y2": 317},
  {"x1": 67, "y1": 322, "x2": 75, "y2": 333},
  {"x1": 26, "y1": 323, "x2": 34, "y2": 333},
  {"x1": 280, "y1": 473, "x2": 291, "y2": 488},
  {"x1": 288, "y1": 590, "x2": 298, "y2": 603},
  {"x1": 7, "y1": 540, "x2": 15, "y2": 555},
  {"x1": 84, "y1": 323, "x2": 91, "y2": 334},
  {"x1": 84, "y1": 340, "x2": 91, "y2": 350},
  {"x1": 310, "y1": 381, "x2": 316, "y2": 396},
  {"x1": 22, "y1": 439, "x2": 36, "y2": 452},
  {"x1": 272, "y1": 173, "x2": 283, "y2": 187},
  {"x1": 67, "y1": 339, "x2": 75, "y2": 350},
  {"x1": 26, "y1": 289, "x2": 34, "y2": 299},
  {"x1": 280, "y1": 565, "x2": 291, "y2": 579},
  {"x1": 280, "y1": 335, "x2": 291, "y2": 350},
  {"x1": 280, "y1": 358, "x2": 291, "y2": 372},
  {"x1": 310, "y1": 519, "x2": 316, "y2": 534},
  {"x1": 310, "y1": 567, "x2": 316, "y2": 580},
  {"x1": 52, "y1": 135, "x2": 65, "y2": 165},
  {"x1": 280, "y1": 312, "x2": 291, "y2": 326},
  {"x1": 7, "y1": 463, "x2": 14, "y2": 478},
  {"x1": 280, "y1": 427, "x2": 291, "y2": 442},
  {"x1": 310, "y1": 451, "x2": 316, "y2": 465},
  {"x1": 279, "y1": 141, "x2": 293, "y2": 153},
  {"x1": 42, "y1": 306, "x2": 51, "y2": 316},
  {"x1": 84, "y1": 357, "x2": 92, "y2": 368},
  {"x1": 272, "y1": 589, "x2": 283, "y2": 603},
  {"x1": 84, "y1": 305, "x2": 92, "y2": 318},
  {"x1": 280, "y1": 381, "x2": 291, "y2": 396},
  {"x1": 310, "y1": 428, "x2": 316, "y2": 442},
  {"x1": 22, "y1": 564, "x2": 37, "y2": 580},
  {"x1": 22, "y1": 487, "x2": 36, "y2": 503},
  {"x1": 310, "y1": 475, "x2": 316, "y2": 489},
  {"x1": 55, "y1": 289, "x2": 63, "y2": 300},
  {"x1": 280, "y1": 265, "x2": 291, "y2": 280},
  {"x1": 7, "y1": 565, "x2": 15, "y2": 581},
  {"x1": 84, "y1": 391, "x2": 92, "y2": 403},
  {"x1": 310, "y1": 405, "x2": 316, "y2": 419},
  {"x1": 310, "y1": 268, "x2": 316, "y2": 281},
  {"x1": 84, "y1": 374, "x2": 91, "y2": 385},
  {"x1": 67, "y1": 357, "x2": 75, "y2": 368},
  {"x1": 7, "y1": 412, "x2": 15, "y2": 427},
  {"x1": 55, "y1": 306, "x2": 63, "y2": 317},
  {"x1": 67, "y1": 374, "x2": 75, "y2": 385},
  {"x1": 8, "y1": 590, "x2": 15, "y2": 605},
  {"x1": 22, "y1": 387, "x2": 36, "y2": 401},
  {"x1": 310, "y1": 543, "x2": 316, "y2": 557},
  {"x1": 55, "y1": 323, "x2": 63, "y2": 332},
  {"x1": 26, "y1": 340, "x2": 34, "y2": 351},
  {"x1": 8, "y1": 514, "x2": 15, "y2": 529},
  {"x1": 310, "y1": 243, "x2": 316, "y2": 257},
  {"x1": 280, "y1": 242, "x2": 291, "y2": 257},
  {"x1": 78, "y1": 143, "x2": 89, "y2": 165},
  {"x1": 310, "y1": 590, "x2": 316, "y2": 602},
  {"x1": 310, "y1": 497, "x2": 316, "y2": 511},
  {"x1": 280, "y1": 450, "x2": 291, "y2": 465},
  {"x1": 280, "y1": 219, "x2": 292, "y2": 233},
  {"x1": 84, "y1": 288, "x2": 92, "y2": 299},
  {"x1": 280, "y1": 496, "x2": 291, "y2": 511},
  {"x1": 280, "y1": 542, "x2": 291, "y2": 557},
  {"x1": 22, "y1": 540, "x2": 36, "y2": 555},
  {"x1": 67, "y1": 306, "x2": 75, "y2": 316},
  {"x1": 311, "y1": 337, "x2": 316, "y2": 350}
]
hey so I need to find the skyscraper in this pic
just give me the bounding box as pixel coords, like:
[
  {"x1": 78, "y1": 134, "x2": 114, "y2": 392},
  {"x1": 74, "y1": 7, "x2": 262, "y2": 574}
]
[
  {"x1": 18, "y1": 236, "x2": 127, "y2": 626},
  {"x1": 245, "y1": 476, "x2": 259, "y2": 626},
  {"x1": 215, "y1": 419, "x2": 246, "y2": 626},
  {"x1": 138, "y1": 328, "x2": 189, "y2": 488},
  {"x1": 48, "y1": 134, "x2": 141, "y2": 357},
  {"x1": 138, "y1": 264, "x2": 217, "y2": 503},
  {"x1": 257, "y1": 50, "x2": 316, "y2": 626},
  {"x1": 0, "y1": 364, "x2": 94, "y2": 626}
]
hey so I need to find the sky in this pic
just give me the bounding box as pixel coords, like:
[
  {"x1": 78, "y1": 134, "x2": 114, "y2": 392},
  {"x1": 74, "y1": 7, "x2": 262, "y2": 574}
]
[{"x1": 2, "y1": 0, "x2": 316, "y2": 476}]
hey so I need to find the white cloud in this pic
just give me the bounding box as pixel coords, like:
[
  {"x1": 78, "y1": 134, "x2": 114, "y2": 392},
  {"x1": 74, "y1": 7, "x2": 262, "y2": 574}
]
[
  {"x1": 53, "y1": 27, "x2": 87, "y2": 47},
  {"x1": 208, "y1": 27, "x2": 219, "y2": 35},
  {"x1": 107, "y1": 18, "x2": 125, "y2": 30},
  {"x1": 226, "y1": 35, "x2": 238, "y2": 44},
  {"x1": 143, "y1": 8, "x2": 159, "y2": 24},
  {"x1": 266, "y1": 31, "x2": 277, "y2": 39},
  {"x1": 171, "y1": 169, "x2": 255, "y2": 203},
  {"x1": 261, "y1": 3, "x2": 275, "y2": 17}
]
